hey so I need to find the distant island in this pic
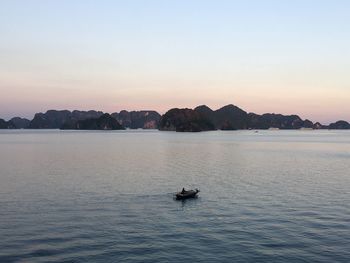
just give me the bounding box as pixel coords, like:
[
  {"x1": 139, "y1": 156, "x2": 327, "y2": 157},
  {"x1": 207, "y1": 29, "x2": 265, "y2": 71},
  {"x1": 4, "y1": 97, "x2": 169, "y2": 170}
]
[
  {"x1": 0, "y1": 104, "x2": 349, "y2": 131},
  {"x1": 159, "y1": 104, "x2": 349, "y2": 132},
  {"x1": 61, "y1": 113, "x2": 125, "y2": 130},
  {"x1": 0, "y1": 110, "x2": 161, "y2": 130},
  {"x1": 159, "y1": 105, "x2": 331, "y2": 132}
]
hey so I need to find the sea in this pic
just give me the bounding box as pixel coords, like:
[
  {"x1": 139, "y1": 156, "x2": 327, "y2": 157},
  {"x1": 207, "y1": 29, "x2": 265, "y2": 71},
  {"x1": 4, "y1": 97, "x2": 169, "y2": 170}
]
[{"x1": 0, "y1": 130, "x2": 349, "y2": 262}]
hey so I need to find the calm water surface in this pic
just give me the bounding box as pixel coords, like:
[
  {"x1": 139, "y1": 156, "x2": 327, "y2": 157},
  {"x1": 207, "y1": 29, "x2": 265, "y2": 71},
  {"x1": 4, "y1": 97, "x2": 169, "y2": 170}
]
[{"x1": 0, "y1": 130, "x2": 349, "y2": 262}]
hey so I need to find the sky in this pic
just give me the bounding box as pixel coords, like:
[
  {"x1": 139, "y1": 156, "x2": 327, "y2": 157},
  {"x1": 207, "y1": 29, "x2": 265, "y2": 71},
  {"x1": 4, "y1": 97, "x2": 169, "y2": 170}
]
[{"x1": 0, "y1": 0, "x2": 349, "y2": 123}]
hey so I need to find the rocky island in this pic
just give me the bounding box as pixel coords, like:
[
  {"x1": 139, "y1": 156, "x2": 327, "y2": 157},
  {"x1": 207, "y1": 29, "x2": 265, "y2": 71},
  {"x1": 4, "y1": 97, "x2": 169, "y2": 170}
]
[
  {"x1": 328, "y1": 120, "x2": 350, "y2": 129},
  {"x1": 15, "y1": 109, "x2": 160, "y2": 130},
  {"x1": 159, "y1": 108, "x2": 215, "y2": 132},
  {"x1": 158, "y1": 104, "x2": 350, "y2": 132},
  {"x1": 0, "y1": 119, "x2": 16, "y2": 129},
  {"x1": 61, "y1": 113, "x2": 125, "y2": 130},
  {"x1": 29, "y1": 110, "x2": 104, "y2": 129},
  {"x1": 1, "y1": 104, "x2": 349, "y2": 131},
  {"x1": 111, "y1": 110, "x2": 161, "y2": 129}
]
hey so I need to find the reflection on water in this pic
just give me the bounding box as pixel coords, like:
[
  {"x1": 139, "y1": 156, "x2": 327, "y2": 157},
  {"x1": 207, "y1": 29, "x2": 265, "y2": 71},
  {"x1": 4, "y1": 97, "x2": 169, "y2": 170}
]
[{"x1": 0, "y1": 130, "x2": 349, "y2": 262}]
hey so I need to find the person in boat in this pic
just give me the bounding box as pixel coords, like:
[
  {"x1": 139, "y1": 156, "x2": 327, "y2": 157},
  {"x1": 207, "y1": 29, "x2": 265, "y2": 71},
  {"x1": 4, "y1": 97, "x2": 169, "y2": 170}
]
[{"x1": 181, "y1": 188, "x2": 186, "y2": 194}]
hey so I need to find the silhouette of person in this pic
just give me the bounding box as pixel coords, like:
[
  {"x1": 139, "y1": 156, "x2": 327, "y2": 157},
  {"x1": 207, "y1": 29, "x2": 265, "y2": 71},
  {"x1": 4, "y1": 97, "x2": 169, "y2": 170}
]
[{"x1": 181, "y1": 188, "x2": 186, "y2": 194}]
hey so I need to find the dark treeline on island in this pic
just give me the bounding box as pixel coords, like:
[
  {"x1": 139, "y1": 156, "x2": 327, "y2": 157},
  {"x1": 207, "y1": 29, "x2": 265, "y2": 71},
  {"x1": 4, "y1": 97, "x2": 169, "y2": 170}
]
[
  {"x1": 0, "y1": 104, "x2": 349, "y2": 131},
  {"x1": 61, "y1": 113, "x2": 125, "y2": 130},
  {"x1": 159, "y1": 104, "x2": 350, "y2": 132},
  {"x1": 0, "y1": 110, "x2": 161, "y2": 130}
]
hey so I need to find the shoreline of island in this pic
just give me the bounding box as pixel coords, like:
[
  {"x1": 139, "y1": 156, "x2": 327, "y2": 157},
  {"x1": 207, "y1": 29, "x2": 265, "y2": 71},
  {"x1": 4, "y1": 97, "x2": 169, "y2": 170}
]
[{"x1": 1, "y1": 104, "x2": 349, "y2": 131}]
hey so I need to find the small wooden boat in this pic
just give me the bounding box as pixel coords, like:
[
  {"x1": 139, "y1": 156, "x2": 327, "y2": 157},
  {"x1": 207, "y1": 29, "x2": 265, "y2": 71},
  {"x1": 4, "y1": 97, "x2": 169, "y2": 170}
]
[{"x1": 175, "y1": 188, "x2": 200, "y2": 200}]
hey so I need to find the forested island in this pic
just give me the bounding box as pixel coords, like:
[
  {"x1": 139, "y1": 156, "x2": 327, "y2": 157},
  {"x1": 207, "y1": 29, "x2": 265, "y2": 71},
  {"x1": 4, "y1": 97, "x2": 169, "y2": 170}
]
[{"x1": 1, "y1": 104, "x2": 349, "y2": 131}]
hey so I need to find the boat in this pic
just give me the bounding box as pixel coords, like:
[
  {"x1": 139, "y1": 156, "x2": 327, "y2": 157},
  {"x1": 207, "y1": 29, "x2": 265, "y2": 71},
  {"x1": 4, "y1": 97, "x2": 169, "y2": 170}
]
[{"x1": 175, "y1": 188, "x2": 200, "y2": 200}]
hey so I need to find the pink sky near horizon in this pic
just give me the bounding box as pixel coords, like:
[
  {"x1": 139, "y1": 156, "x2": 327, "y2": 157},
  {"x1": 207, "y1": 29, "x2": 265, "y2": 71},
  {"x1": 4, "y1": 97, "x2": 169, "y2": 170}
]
[
  {"x1": 1, "y1": 54, "x2": 349, "y2": 124},
  {"x1": 0, "y1": 81, "x2": 348, "y2": 124}
]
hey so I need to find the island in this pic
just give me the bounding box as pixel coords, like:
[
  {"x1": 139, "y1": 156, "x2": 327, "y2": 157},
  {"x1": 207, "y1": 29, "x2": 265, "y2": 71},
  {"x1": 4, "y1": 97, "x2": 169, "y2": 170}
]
[
  {"x1": 1, "y1": 104, "x2": 349, "y2": 131},
  {"x1": 60, "y1": 113, "x2": 125, "y2": 130},
  {"x1": 157, "y1": 104, "x2": 330, "y2": 132}
]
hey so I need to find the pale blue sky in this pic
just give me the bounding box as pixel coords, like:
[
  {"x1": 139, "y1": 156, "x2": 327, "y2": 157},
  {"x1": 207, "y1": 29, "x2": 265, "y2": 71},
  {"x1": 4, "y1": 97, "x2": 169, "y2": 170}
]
[{"x1": 1, "y1": 0, "x2": 349, "y2": 123}]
